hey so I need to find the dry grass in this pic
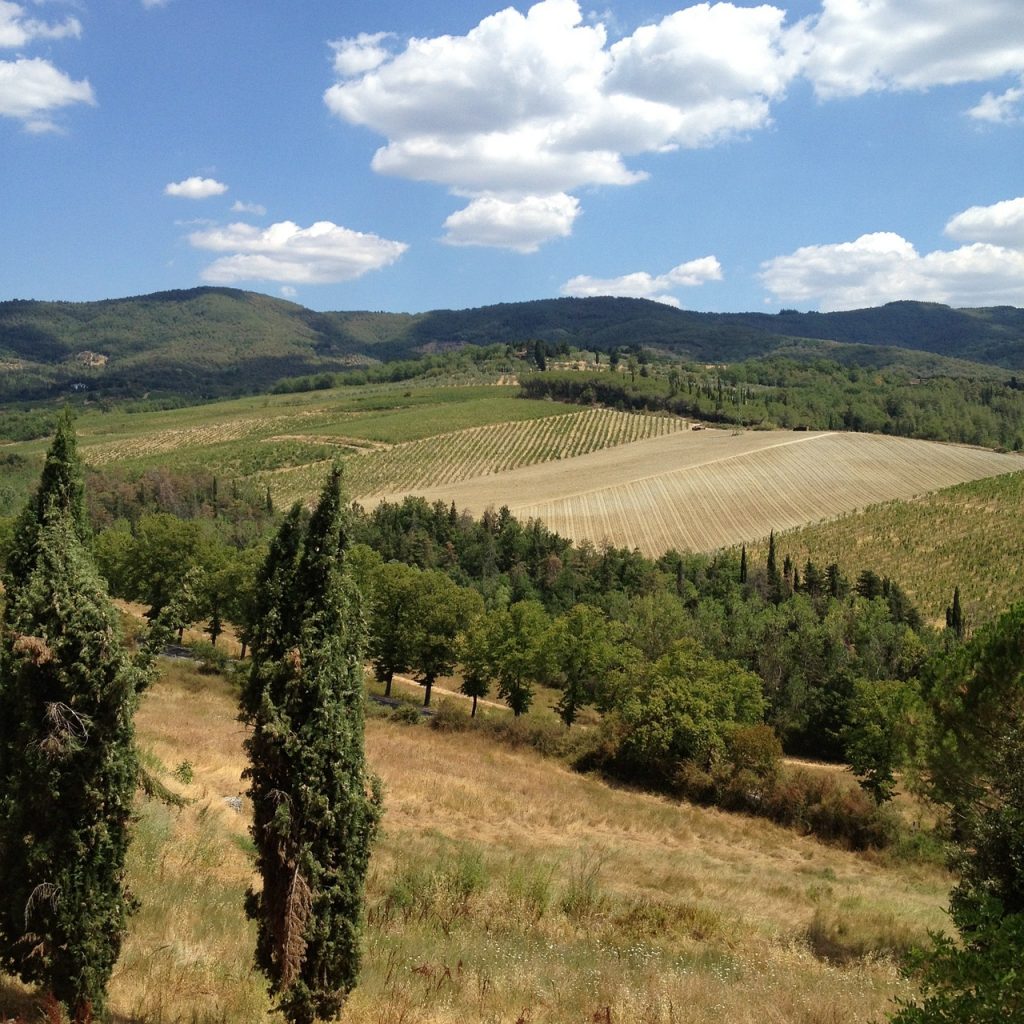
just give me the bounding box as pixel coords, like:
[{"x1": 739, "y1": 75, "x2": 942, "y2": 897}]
[
  {"x1": 0, "y1": 661, "x2": 951, "y2": 1024},
  {"x1": 396, "y1": 429, "x2": 1022, "y2": 555}
]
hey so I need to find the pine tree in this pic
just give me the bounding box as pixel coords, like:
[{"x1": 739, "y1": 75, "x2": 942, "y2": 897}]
[
  {"x1": 0, "y1": 422, "x2": 146, "y2": 1021},
  {"x1": 241, "y1": 467, "x2": 381, "y2": 1024}
]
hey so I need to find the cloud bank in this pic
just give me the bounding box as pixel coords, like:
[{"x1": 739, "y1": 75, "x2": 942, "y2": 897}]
[{"x1": 760, "y1": 197, "x2": 1024, "y2": 310}]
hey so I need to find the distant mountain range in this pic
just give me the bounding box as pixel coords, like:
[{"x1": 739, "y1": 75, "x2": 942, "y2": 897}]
[{"x1": 2, "y1": 287, "x2": 1023, "y2": 402}]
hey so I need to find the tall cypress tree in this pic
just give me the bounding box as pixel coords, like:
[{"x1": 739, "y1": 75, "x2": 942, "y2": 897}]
[
  {"x1": 0, "y1": 420, "x2": 145, "y2": 1021},
  {"x1": 3, "y1": 407, "x2": 89, "y2": 597},
  {"x1": 241, "y1": 467, "x2": 381, "y2": 1024}
]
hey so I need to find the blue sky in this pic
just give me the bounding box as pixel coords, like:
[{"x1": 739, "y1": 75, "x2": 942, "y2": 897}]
[{"x1": 1, "y1": 0, "x2": 1022, "y2": 314}]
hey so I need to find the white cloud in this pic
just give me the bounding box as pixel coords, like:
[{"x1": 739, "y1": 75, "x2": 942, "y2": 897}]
[
  {"x1": 231, "y1": 200, "x2": 267, "y2": 216},
  {"x1": 188, "y1": 220, "x2": 408, "y2": 285},
  {"x1": 800, "y1": 0, "x2": 1024, "y2": 99},
  {"x1": 945, "y1": 197, "x2": 1024, "y2": 249},
  {"x1": 760, "y1": 228, "x2": 1024, "y2": 310},
  {"x1": 0, "y1": 1, "x2": 81, "y2": 48},
  {"x1": 325, "y1": 0, "x2": 799, "y2": 245},
  {"x1": 165, "y1": 176, "x2": 229, "y2": 199},
  {"x1": 968, "y1": 80, "x2": 1024, "y2": 123},
  {"x1": 443, "y1": 193, "x2": 580, "y2": 252},
  {"x1": 330, "y1": 32, "x2": 394, "y2": 77},
  {"x1": 141, "y1": 0, "x2": 172, "y2": 8},
  {"x1": 562, "y1": 256, "x2": 723, "y2": 306},
  {"x1": 0, "y1": 57, "x2": 93, "y2": 129}
]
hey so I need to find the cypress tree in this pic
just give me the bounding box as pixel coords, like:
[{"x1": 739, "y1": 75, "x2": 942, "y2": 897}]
[
  {"x1": 3, "y1": 406, "x2": 89, "y2": 596},
  {"x1": 739, "y1": 545, "x2": 747, "y2": 584},
  {"x1": 0, "y1": 422, "x2": 145, "y2": 1021},
  {"x1": 241, "y1": 467, "x2": 381, "y2": 1024},
  {"x1": 946, "y1": 586, "x2": 965, "y2": 640}
]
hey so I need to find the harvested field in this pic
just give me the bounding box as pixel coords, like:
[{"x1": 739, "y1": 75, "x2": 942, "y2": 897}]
[{"x1": 386, "y1": 428, "x2": 1023, "y2": 554}]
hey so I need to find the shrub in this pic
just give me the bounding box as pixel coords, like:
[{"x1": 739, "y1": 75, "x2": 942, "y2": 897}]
[{"x1": 429, "y1": 699, "x2": 471, "y2": 732}]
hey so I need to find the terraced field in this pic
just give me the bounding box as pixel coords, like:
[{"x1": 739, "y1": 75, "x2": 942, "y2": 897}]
[{"x1": 391, "y1": 428, "x2": 1023, "y2": 555}]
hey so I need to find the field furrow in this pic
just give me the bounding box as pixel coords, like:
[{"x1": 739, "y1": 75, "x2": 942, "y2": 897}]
[{"x1": 393, "y1": 429, "x2": 1022, "y2": 555}]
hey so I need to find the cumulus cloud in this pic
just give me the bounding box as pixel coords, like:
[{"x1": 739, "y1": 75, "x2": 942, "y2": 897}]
[
  {"x1": 945, "y1": 196, "x2": 1024, "y2": 249},
  {"x1": 760, "y1": 216, "x2": 1024, "y2": 311},
  {"x1": 165, "y1": 176, "x2": 229, "y2": 199},
  {"x1": 562, "y1": 256, "x2": 723, "y2": 306},
  {"x1": 188, "y1": 220, "x2": 408, "y2": 285},
  {"x1": 799, "y1": 0, "x2": 1024, "y2": 99},
  {"x1": 325, "y1": 0, "x2": 800, "y2": 248},
  {"x1": 968, "y1": 80, "x2": 1024, "y2": 123},
  {"x1": 0, "y1": 57, "x2": 94, "y2": 130},
  {"x1": 0, "y1": 4, "x2": 92, "y2": 130},
  {"x1": 443, "y1": 193, "x2": 580, "y2": 252}
]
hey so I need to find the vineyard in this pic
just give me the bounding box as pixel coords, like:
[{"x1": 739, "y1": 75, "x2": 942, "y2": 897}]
[
  {"x1": 401, "y1": 430, "x2": 1022, "y2": 556},
  {"x1": 262, "y1": 406, "x2": 690, "y2": 505},
  {"x1": 754, "y1": 471, "x2": 1024, "y2": 627}
]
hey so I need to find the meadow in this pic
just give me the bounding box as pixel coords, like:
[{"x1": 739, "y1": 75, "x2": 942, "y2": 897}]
[{"x1": 0, "y1": 660, "x2": 950, "y2": 1024}]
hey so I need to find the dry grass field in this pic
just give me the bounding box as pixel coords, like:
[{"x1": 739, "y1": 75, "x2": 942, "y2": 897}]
[
  {"x1": 0, "y1": 662, "x2": 952, "y2": 1024},
  {"x1": 387, "y1": 428, "x2": 1022, "y2": 556}
]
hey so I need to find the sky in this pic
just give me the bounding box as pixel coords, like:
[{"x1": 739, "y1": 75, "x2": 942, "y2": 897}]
[{"x1": 1, "y1": 0, "x2": 1023, "y2": 315}]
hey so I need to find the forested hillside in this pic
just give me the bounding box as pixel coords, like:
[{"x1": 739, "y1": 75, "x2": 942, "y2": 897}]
[{"x1": 3, "y1": 287, "x2": 1024, "y2": 402}]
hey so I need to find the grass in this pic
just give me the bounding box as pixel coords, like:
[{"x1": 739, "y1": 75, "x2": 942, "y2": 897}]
[{"x1": 1, "y1": 660, "x2": 952, "y2": 1023}]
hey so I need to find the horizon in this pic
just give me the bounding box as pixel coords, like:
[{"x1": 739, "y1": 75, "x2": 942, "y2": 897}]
[{"x1": 5, "y1": 283, "x2": 1022, "y2": 320}]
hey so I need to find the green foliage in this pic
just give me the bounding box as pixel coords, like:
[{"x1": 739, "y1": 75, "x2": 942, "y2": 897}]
[
  {"x1": 240, "y1": 467, "x2": 382, "y2": 1024},
  {"x1": 843, "y1": 679, "x2": 921, "y2": 803},
  {"x1": 0, "y1": 420, "x2": 148, "y2": 1020},
  {"x1": 889, "y1": 612, "x2": 1024, "y2": 1023},
  {"x1": 406, "y1": 570, "x2": 483, "y2": 707},
  {"x1": 613, "y1": 639, "x2": 764, "y2": 782}
]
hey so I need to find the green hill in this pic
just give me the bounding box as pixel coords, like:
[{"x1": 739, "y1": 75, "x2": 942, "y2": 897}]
[{"x1": 3, "y1": 288, "x2": 1024, "y2": 403}]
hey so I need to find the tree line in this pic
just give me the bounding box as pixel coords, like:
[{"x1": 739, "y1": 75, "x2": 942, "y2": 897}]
[{"x1": 521, "y1": 356, "x2": 1024, "y2": 451}]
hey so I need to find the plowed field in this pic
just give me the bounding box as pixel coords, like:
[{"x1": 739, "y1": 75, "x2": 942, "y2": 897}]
[{"x1": 380, "y1": 428, "x2": 1023, "y2": 554}]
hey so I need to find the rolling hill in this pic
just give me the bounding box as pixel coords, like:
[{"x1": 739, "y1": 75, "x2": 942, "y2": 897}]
[{"x1": 3, "y1": 287, "x2": 1024, "y2": 403}]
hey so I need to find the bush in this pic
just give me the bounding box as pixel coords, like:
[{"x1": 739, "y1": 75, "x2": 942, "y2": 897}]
[
  {"x1": 429, "y1": 699, "x2": 471, "y2": 732},
  {"x1": 389, "y1": 702, "x2": 422, "y2": 725}
]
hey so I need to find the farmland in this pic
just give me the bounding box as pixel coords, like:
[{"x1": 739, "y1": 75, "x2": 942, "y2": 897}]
[
  {"x1": 750, "y1": 470, "x2": 1024, "y2": 627},
  {"x1": 391, "y1": 427, "x2": 1022, "y2": 556}
]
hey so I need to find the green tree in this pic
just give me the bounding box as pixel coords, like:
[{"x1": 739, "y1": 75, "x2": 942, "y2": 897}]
[
  {"x1": 487, "y1": 600, "x2": 549, "y2": 717},
  {"x1": 241, "y1": 468, "x2": 382, "y2": 1024},
  {"x1": 842, "y1": 678, "x2": 920, "y2": 803},
  {"x1": 543, "y1": 604, "x2": 622, "y2": 726},
  {"x1": 614, "y1": 639, "x2": 765, "y2": 783},
  {"x1": 0, "y1": 421, "x2": 149, "y2": 1021},
  {"x1": 3, "y1": 406, "x2": 88, "y2": 595},
  {"x1": 366, "y1": 560, "x2": 421, "y2": 697},
  {"x1": 945, "y1": 585, "x2": 965, "y2": 640}
]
